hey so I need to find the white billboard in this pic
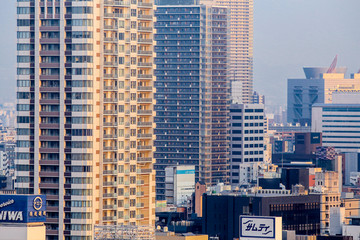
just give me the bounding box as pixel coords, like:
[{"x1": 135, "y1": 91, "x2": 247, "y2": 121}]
[{"x1": 240, "y1": 216, "x2": 282, "y2": 240}]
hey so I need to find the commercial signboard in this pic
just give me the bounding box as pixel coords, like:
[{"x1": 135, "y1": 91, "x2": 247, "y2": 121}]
[
  {"x1": 240, "y1": 216, "x2": 282, "y2": 240},
  {"x1": 175, "y1": 166, "x2": 195, "y2": 205},
  {"x1": 0, "y1": 195, "x2": 46, "y2": 223}
]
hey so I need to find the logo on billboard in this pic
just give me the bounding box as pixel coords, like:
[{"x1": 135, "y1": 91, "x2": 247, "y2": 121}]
[
  {"x1": 240, "y1": 216, "x2": 280, "y2": 239},
  {"x1": 33, "y1": 197, "x2": 43, "y2": 211}
]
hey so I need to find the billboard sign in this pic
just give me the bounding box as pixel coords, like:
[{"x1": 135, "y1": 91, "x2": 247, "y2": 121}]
[
  {"x1": 0, "y1": 195, "x2": 46, "y2": 223},
  {"x1": 240, "y1": 216, "x2": 282, "y2": 240}
]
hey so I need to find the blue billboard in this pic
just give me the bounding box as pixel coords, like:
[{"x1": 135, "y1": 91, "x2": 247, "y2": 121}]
[{"x1": 0, "y1": 195, "x2": 46, "y2": 223}]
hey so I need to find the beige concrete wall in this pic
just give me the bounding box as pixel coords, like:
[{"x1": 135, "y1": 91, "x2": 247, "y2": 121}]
[{"x1": 0, "y1": 224, "x2": 45, "y2": 240}]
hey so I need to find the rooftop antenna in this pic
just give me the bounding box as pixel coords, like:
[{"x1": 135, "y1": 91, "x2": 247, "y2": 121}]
[{"x1": 326, "y1": 55, "x2": 338, "y2": 73}]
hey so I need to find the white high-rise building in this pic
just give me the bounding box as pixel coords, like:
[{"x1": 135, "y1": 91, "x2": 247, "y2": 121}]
[
  {"x1": 312, "y1": 92, "x2": 360, "y2": 153},
  {"x1": 229, "y1": 104, "x2": 265, "y2": 186}
]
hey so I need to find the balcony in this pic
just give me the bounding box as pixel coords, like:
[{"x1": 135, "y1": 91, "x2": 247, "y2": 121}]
[
  {"x1": 104, "y1": 49, "x2": 118, "y2": 55},
  {"x1": 137, "y1": 50, "x2": 152, "y2": 55},
  {"x1": 104, "y1": 25, "x2": 118, "y2": 30},
  {"x1": 39, "y1": 183, "x2": 59, "y2": 189},
  {"x1": 138, "y1": 74, "x2": 152, "y2": 79},
  {"x1": 39, "y1": 135, "x2": 59, "y2": 141},
  {"x1": 40, "y1": 38, "x2": 60, "y2": 44},
  {"x1": 104, "y1": 85, "x2": 118, "y2": 91},
  {"x1": 137, "y1": 134, "x2": 152, "y2": 139},
  {"x1": 103, "y1": 205, "x2": 117, "y2": 210},
  {"x1": 138, "y1": 2, "x2": 152, "y2": 7},
  {"x1": 137, "y1": 122, "x2": 152, "y2": 127},
  {"x1": 104, "y1": 110, "x2": 117, "y2": 115},
  {"x1": 137, "y1": 98, "x2": 152, "y2": 103},
  {"x1": 103, "y1": 193, "x2": 117, "y2": 198},
  {"x1": 103, "y1": 146, "x2": 118, "y2": 151},
  {"x1": 104, "y1": 61, "x2": 118, "y2": 67},
  {"x1": 103, "y1": 170, "x2": 117, "y2": 175},
  {"x1": 138, "y1": 14, "x2": 152, "y2": 20},
  {"x1": 104, "y1": 0, "x2": 130, "y2": 7},
  {"x1": 104, "y1": 134, "x2": 117, "y2": 139},
  {"x1": 138, "y1": 38, "x2": 152, "y2": 44},
  {"x1": 39, "y1": 99, "x2": 60, "y2": 104},
  {"x1": 137, "y1": 157, "x2": 152, "y2": 163},
  {"x1": 104, "y1": 122, "x2": 118, "y2": 127},
  {"x1": 39, "y1": 50, "x2": 60, "y2": 56},
  {"x1": 103, "y1": 181, "x2": 117, "y2": 186},
  {"x1": 138, "y1": 26, "x2": 152, "y2": 32},
  {"x1": 137, "y1": 110, "x2": 152, "y2": 115},
  {"x1": 104, "y1": 98, "x2": 118, "y2": 103},
  {"x1": 103, "y1": 158, "x2": 117, "y2": 163},
  {"x1": 39, "y1": 148, "x2": 60, "y2": 153},
  {"x1": 39, "y1": 111, "x2": 60, "y2": 118},
  {"x1": 104, "y1": 73, "x2": 118, "y2": 79},
  {"x1": 39, "y1": 87, "x2": 60, "y2": 92},
  {"x1": 137, "y1": 86, "x2": 152, "y2": 91},
  {"x1": 104, "y1": 37, "x2": 117, "y2": 42},
  {"x1": 137, "y1": 62, "x2": 152, "y2": 67},
  {"x1": 103, "y1": 216, "x2": 117, "y2": 221},
  {"x1": 137, "y1": 169, "x2": 152, "y2": 174},
  {"x1": 137, "y1": 145, "x2": 152, "y2": 150}
]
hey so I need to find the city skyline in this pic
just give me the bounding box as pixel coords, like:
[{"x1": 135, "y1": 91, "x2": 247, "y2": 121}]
[
  {"x1": 2, "y1": 0, "x2": 360, "y2": 106},
  {"x1": 2, "y1": 1, "x2": 360, "y2": 240}
]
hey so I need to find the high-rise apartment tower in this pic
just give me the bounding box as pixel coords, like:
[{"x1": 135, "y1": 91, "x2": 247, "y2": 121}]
[
  {"x1": 210, "y1": 0, "x2": 253, "y2": 103},
  {"x1": 154, "y1": 4, "x2": 230, "y2": 200},
  {"x1": 15, "y1": 0, "x2": 156, "y2": 239}
]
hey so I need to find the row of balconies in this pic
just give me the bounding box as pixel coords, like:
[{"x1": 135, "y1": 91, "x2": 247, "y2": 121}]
[{"x1": 103, "y1": 110, "x2": 153, "y2": 115}]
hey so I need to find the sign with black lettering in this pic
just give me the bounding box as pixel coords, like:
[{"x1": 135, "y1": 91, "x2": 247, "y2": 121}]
[{"x1": 240, "y1": 216, "x2": 282, "y2": 240}]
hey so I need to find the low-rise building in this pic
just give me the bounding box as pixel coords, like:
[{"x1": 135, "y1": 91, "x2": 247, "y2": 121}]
[
  {"x1": 165, "y1": 166, "x2": 196, "y2": 206},
  {"x1": 342, "y1": 216, "x2": 360, "y2": 239}
]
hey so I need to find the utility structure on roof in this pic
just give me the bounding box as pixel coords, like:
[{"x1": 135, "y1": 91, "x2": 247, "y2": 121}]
[{"x1": 94, "y1": 225, "x2": 155, "y2": 240}]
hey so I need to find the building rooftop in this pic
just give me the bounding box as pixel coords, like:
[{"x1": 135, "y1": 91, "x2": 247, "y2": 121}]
[{"x1": 303, "y1": 67, "x2": 347, "y2": 79}]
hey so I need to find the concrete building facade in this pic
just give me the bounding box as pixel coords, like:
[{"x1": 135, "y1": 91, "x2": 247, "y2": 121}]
[
  {"x1": 15, "y1": 0, "x2": 156, "y2": 239},
  {"x1": 165, "y1": 165, "x2": 195, "y2": 206},
  {"x1": 312, "y1": 104, "x2": 360, "y2": 152},
  {"x1": 229, "y1": 103, "x2": 265, "y2": 186}
]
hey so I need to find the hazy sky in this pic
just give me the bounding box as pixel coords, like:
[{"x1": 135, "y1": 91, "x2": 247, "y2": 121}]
[
  {"x1": 0, "y1": 0, "x2": 359, "y2": 107},
  {"x1": 254, "y1": 0, "x2": 360, "y2": 108}
]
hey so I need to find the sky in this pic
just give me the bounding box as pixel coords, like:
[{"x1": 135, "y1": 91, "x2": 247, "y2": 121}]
[
  {"x1": 0, "y1": 0, "x2": 359, "y2": 107},
  {"x1": 254, "y1": 0, "x2": 360, "y2": 108}
]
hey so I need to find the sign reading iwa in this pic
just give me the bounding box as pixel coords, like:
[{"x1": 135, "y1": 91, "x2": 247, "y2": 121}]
[
  {"x1": 240, "y1": 216, "x2": 282, "y2": 240},
  {"x1": 0, "y1": 195, "x2": 46, "y2": 223}
]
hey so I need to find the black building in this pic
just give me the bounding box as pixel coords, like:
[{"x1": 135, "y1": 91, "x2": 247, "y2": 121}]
[
  {"x1": 202, "y1": 194, "x2": 321, "y2": 240},
  {"x1": 281, "y1": 168, "x2": 311, "y2": 190}
]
